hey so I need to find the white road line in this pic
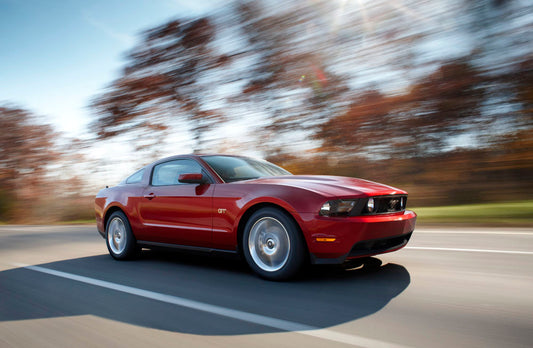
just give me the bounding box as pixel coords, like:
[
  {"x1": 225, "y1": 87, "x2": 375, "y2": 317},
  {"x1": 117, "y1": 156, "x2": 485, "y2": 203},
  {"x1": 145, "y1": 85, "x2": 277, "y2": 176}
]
[
  {"x1": 415, "y1": 230, "x2": 533, "y2": 236},
  {"x1": 405, "y1": 247, "x2": 533, "y2": 255},
  {"x1": 13, "y1": 263, "x2": 408, "y2": 348}
]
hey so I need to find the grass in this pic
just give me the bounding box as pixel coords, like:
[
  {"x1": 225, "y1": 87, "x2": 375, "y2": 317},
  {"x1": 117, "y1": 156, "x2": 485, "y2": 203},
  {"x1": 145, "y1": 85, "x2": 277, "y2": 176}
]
[
  {"x1": 412, "y1": 201, "x2": 533, "y2": 226},
  {"x1": 56, "y1": 219, "x2": 95, "y2": 225}
]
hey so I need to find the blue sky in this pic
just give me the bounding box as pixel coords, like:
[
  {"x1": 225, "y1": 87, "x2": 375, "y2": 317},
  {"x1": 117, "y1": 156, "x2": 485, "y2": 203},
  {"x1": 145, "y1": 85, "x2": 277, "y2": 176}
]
[{"x1": 0, "y1": 0, "x2": 223, "y2": 137}]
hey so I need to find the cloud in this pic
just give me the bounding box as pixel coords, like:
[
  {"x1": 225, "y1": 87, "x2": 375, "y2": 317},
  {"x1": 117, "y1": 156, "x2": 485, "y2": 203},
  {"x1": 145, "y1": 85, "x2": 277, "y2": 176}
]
[{"x1": 82, "y1": 11, "x2": 135, "y2": 46}]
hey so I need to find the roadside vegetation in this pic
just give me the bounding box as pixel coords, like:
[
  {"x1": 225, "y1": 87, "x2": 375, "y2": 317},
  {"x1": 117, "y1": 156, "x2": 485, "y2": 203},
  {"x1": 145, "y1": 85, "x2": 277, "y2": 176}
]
[{"x1": 413, "y1": 201, "x2": 533, "y2": 226}]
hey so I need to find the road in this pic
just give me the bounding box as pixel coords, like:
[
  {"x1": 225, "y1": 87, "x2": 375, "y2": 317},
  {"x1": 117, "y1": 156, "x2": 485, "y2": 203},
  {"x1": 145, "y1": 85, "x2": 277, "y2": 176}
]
[{"x1": 0, "y1": 225, "x2": 532, "y2": 348}]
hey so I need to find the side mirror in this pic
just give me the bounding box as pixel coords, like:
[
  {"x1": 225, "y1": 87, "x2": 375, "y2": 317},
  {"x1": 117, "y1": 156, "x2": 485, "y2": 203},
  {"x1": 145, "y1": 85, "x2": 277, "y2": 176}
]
[{"x1": 178, "y1": 173, "x2": 207, "y2": 184}]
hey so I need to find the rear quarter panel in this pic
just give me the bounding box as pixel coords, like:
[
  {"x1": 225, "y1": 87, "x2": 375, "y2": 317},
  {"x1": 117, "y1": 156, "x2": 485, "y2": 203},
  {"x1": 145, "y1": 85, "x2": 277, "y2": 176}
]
[{"x1": 95, "y1": 185, "x2": 145, "y2": 237}]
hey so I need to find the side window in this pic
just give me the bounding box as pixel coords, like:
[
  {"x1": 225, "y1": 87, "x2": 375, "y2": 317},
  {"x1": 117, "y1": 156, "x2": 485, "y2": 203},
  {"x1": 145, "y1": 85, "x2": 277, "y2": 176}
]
[
  {"x1": 125, "y1": 169, "x2": 144, "y2": 184},
  {"x1": 151, "y1": 159, "x2": 203, "y2": 186}
]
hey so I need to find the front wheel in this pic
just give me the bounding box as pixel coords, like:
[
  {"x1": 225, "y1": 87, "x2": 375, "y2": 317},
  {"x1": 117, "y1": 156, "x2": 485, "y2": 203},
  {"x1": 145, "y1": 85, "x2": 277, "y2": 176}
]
[
  {"x1": 243, "y1": 207, "x2": 306, "y2": 280},
  {"x1": 106, "y1": 211, "x2": 138, "y2": 260}
]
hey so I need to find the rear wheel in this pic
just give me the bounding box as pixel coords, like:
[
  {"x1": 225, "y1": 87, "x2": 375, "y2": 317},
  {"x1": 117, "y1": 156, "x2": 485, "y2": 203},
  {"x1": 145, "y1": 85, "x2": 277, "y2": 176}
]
[
  {"x1": 243, "y1": 207, "x2": 306, "y2": 280},
  {"x1": 106, "y1": 211, "x2": 138, "y2": 260}
]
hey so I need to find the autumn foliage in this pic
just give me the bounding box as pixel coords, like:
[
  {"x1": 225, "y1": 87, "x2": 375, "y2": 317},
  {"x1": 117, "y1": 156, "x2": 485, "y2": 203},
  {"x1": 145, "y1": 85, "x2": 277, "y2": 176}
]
[{"x1": 1, "y1": 0, "x2": 532, "y2": 222}]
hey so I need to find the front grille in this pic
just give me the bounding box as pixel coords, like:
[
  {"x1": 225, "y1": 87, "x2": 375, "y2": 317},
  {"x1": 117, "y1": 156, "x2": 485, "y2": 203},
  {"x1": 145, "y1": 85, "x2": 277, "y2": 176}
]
[
  {"x1": 363, "y1": 195, "x2": 407, "y2": 215},
  {"x1": 348, "y1": 232, "x2": 413, "y2": 257}
]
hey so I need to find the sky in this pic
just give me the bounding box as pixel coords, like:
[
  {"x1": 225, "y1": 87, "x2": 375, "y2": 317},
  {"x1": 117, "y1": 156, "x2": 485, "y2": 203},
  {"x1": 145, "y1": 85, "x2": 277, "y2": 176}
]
[{"x1": 0, "y1": 0, "x2": 224, "y2": 137}]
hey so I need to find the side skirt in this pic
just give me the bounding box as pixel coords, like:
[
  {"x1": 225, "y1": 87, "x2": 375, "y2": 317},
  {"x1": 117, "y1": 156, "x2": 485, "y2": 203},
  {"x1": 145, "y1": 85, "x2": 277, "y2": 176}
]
[{"x1": 137, "y1": 240, "x2": 238, "y2": 255}]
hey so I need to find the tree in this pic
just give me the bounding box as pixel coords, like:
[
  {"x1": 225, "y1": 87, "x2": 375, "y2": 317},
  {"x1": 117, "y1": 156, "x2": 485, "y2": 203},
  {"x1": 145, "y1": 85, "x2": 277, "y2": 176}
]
[
  {"x1": 318, "y1": 59, "x2": 485, "y2": 159},
  {"x1": 90, "y1": 17, "x2": 231, "y2": 152},
  {"x1": 89, "y1": 1, "x2": 355, "y2": 156},
  {"x1": 0, "y1": 105, "x2": 58, "y2": 220},
  {"x1": 232, "y1": 1, "x2": 350, "y2": 155}
]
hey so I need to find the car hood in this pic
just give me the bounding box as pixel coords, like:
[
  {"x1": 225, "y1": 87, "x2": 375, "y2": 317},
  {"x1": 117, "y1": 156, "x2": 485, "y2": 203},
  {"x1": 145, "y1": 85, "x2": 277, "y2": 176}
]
[{"x1": 239, "y1": 175, "x2": 406, "y2": 197}]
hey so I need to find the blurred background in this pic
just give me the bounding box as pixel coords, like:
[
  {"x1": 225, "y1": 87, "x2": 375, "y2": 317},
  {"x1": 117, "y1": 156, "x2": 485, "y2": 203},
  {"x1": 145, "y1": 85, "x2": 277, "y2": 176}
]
[{"x1": 0, "y1": 0, "x2": 531, "y2": 224}]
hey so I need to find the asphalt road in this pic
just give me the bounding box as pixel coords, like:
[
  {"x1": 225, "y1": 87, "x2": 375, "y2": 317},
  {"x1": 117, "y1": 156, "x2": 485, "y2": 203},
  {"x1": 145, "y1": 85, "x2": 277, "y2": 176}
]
[{"x1": 0, "y1": 225, "x2": 532, "y2": 348}]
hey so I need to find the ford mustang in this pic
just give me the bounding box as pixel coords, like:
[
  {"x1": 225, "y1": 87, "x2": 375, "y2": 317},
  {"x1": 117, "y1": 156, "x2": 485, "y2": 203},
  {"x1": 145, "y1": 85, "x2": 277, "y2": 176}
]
[{"x1": 95, "y1": 154, "x2": 416, "y2": 280}]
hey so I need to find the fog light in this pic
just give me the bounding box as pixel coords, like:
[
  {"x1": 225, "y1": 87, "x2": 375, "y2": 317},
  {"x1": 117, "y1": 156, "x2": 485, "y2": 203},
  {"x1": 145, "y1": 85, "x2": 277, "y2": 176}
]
[
  {"x1": 319, "y1": 202, "x2": 331, "y2": 216},
  {"x1": 367, "y1": 197, "x2": 375, "y2": 212}
]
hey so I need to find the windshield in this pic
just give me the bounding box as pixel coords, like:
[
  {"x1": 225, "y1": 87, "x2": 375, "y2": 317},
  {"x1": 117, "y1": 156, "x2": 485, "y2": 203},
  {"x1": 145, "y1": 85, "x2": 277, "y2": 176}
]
[{"x1": 202, "y1": 156, "x2": 292, "y2": 183}]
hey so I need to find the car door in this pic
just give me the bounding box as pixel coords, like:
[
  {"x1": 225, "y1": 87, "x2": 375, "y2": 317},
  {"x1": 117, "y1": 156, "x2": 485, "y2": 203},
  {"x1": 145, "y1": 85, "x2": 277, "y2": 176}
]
[{"x1": 138, "y1": 158, "x2": 214, "y2": 247}]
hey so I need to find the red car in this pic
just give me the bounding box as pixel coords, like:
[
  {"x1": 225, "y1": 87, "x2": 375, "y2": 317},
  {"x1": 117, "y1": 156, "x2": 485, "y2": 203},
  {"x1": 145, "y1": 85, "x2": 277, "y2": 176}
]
[{"x1": 95, "y1": 154, "x2": 416, "y2": 280}]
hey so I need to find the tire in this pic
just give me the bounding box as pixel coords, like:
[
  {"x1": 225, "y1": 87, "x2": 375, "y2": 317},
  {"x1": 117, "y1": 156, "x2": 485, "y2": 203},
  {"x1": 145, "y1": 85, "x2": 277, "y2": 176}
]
[
  {"x1": 106, "y1": 211, "x2": 138, "y2": 260},
  {"x1": 243, "y1": 207, "x2": 306, "y2": 280}
]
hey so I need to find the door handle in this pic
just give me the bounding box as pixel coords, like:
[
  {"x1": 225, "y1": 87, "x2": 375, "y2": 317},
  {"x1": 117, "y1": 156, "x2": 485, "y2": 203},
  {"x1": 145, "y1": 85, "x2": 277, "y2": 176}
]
[{"x1": 144, "y1": 193, "x2": 156, "y2": 200}]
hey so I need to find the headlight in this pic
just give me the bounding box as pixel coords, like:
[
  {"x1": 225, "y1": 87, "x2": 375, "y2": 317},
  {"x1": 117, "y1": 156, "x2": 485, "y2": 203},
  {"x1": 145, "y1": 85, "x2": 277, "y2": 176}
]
[
  {"x1": 367, "y1": 197, "x2": 375, "y2": 213},
  {"x1": 319, "y1": 199, "x2": 357, "y2": 217}
]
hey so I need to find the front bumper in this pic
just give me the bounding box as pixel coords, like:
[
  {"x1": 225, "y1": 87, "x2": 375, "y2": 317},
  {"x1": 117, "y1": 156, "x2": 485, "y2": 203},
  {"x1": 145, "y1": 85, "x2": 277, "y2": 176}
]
[{"x1": 298, "y1": 210, "x2": 416, "y2": 264}]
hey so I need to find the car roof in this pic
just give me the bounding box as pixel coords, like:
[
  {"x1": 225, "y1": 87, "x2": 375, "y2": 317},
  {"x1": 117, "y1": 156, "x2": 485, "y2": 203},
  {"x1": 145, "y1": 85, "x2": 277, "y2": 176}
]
[{"x1": 151, "y1": 154, "x2": 249, "y2": 165}]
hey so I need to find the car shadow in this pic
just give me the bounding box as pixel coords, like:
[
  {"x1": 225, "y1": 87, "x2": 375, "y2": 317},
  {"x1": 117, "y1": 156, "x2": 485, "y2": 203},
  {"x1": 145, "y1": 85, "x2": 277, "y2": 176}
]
[{"x1": 0, "y1": 250, "x2": 410, "y2": 335}]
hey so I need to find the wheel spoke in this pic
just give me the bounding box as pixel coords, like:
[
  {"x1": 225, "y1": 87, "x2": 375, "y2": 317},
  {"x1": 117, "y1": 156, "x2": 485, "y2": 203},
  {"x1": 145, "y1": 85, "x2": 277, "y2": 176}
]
[
  {"x1": 248, "y1": 217, "x2": 290, "y2": 272},
  {"x1": 108, "y1": 217, "x2": 127, "y2": 255}
]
